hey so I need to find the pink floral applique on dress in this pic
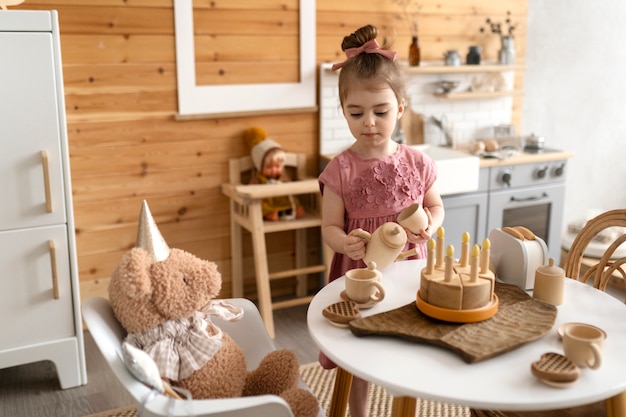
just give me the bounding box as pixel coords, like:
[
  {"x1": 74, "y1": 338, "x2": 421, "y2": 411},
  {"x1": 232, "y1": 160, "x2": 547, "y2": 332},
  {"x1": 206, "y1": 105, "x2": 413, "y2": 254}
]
[{"x1": 343, "y1": 153, "x2": 428, "y2": 212}]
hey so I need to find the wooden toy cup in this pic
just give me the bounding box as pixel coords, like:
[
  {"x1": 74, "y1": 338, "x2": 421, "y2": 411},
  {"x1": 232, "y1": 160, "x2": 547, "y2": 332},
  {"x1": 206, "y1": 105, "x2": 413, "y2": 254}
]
[
  {"x1": 345, "y1": 267, "x2": 385, "y2": 304},
  {"x1": 562, "y1": 323, "x2": 606, "y2": 369},
  {"x1": 397, "y1": 203, "x2": 429, "y2": 234}
]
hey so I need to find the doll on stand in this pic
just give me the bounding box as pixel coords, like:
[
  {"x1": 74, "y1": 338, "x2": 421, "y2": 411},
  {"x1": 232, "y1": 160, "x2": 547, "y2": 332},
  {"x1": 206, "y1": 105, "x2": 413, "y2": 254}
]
[{"x1": 244, "y1": 127, "x2": 305, "y2": 221}]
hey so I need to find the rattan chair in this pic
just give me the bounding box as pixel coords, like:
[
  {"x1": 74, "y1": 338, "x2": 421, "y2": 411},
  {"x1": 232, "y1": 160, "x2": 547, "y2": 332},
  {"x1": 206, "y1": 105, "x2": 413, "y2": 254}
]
[
  {"x1": 472, "y1": 209, "x2": 626, "y2": 417},
  {"x1": 563, "y1": 208, "x2": 626, "y2": 303},
  {"x1": 221, "y1": 153, "x2": 330, "y2": 338}
]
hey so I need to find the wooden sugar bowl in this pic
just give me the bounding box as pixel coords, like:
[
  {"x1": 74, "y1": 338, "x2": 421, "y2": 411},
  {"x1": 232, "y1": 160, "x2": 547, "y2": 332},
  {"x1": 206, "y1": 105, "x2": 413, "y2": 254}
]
[{"x1": 533, "y1": 257, "x2": 565, "y2": 306}]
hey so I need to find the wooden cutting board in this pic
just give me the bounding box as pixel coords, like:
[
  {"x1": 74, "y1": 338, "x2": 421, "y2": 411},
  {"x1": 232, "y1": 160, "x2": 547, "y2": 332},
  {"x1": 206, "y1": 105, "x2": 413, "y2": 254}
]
[{"x1": 348, "y1": 282, "x2": 557, "y2": 363}]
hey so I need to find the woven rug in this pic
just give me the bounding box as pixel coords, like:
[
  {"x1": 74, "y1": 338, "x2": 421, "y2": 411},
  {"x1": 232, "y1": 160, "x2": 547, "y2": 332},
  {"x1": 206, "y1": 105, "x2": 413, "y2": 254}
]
[
  {"x1": 299, "y1": 362, "x2": 470, "y2": 417},
  {"x1": 84, "y1": 362, "x2": 470, "y2": 417}
]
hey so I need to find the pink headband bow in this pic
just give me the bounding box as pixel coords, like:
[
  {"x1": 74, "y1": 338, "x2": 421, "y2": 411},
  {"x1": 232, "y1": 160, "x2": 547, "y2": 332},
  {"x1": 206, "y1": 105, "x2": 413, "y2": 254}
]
[{"x1": 331, "y1": 39, "x2": 398, "y2": 71}]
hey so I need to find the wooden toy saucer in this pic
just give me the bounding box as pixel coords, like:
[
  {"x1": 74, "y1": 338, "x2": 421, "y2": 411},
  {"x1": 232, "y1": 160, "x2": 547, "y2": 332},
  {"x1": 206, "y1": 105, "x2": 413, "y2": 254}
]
[
  {"x1": 340, "y1": 290, "x2": 380, "y2": 309},
  {"x1": 416, "y1": 293, "x2": 499, "y2": 323}
]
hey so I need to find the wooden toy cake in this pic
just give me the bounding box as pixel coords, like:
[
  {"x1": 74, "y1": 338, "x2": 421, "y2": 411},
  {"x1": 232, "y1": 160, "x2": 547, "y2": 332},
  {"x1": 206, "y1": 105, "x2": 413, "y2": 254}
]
[{"x1": 417, "y1": 228, "x2": 498, "y2": 322}]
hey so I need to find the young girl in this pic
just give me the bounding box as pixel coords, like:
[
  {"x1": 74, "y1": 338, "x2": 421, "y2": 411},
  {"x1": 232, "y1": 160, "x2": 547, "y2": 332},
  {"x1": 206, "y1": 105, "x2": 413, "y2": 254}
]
[{"x1": 318, "y1": 24, "x2": 444, "y2": 417}]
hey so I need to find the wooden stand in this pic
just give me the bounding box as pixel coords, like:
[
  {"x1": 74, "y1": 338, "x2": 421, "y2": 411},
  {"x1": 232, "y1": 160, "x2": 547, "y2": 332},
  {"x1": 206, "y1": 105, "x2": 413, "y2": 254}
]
[{"x1": 222, "y1": 153, "x2": 332, "y2": 337}]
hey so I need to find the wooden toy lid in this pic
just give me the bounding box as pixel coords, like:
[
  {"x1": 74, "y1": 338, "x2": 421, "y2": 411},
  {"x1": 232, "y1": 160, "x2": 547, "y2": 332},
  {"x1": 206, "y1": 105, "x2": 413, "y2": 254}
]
[{"x1": 379, "y1": 222, "x2": 407, "y2": 249}]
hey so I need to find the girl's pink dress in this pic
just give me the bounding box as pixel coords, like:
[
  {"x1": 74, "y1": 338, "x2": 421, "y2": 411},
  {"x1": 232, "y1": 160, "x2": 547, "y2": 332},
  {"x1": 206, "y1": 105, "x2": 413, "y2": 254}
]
[{"x1": 319, "y1": 144, "x2": 437, "y2": 282}]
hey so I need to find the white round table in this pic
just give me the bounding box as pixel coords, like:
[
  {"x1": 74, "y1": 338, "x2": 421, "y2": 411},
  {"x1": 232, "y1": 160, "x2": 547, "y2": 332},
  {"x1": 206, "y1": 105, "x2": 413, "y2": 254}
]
[{"x1": 307, "y1": 259, "x2": 626, "y2": 416}]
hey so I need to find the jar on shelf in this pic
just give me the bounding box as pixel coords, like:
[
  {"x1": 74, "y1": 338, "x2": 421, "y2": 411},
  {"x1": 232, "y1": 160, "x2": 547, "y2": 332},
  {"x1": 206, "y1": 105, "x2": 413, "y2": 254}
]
[
  {"x1": 443, "y1": 50, "x2": 461, "y2": 66},
  {"x1": 498, "y1": 36, "x2": 516, "y2": 65},
  {"x1": 466, "y1": 46, "x2": 481, "y2": 65},
  {"x1": 409, "y1": 36, "x2": 421, "y2": 66}
]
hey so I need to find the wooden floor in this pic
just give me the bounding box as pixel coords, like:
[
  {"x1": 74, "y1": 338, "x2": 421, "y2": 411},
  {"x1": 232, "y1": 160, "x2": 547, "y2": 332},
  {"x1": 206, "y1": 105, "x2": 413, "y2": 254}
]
[{"x1": 0, "y1": 303, "x2": 319, "y2": 417}]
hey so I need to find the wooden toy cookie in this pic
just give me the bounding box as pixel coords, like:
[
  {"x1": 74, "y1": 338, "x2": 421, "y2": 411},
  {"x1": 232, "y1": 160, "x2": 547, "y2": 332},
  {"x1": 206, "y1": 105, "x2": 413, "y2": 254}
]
[
  {"x1": 322, "y1": 300, "x2": 360, "y2": 327},
  {"x1": 531, "y1": 352, "x2": 580, "y2": 384}
]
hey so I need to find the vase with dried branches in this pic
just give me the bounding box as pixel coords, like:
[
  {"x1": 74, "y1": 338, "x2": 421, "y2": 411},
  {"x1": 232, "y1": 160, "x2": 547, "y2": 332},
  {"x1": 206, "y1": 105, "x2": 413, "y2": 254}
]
[
  {"x1": 480, "y1": 11, "x2": 519, "y2": 64},
  {"x1": 391, "y1": 0, "x2": 423, "y2": 66}
]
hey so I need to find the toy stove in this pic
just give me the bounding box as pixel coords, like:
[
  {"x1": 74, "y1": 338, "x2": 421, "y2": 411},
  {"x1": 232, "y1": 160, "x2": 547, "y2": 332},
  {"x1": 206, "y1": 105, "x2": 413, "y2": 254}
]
[{"x1": 484, "y1": 146, "x2": 568, "y2": 263}]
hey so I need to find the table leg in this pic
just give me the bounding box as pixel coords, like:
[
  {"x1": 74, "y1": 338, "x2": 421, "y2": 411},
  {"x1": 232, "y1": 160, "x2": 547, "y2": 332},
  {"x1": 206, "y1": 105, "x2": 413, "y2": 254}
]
[
  {"x1": 392, "y1": 396, "x2": 417, "y2": 417},
  {"x1": 329, "y1": 367, "x2": 353, "y2": 417},
  {"x1": 606, "y1": 391, "x2": 626, "y2": 417}
]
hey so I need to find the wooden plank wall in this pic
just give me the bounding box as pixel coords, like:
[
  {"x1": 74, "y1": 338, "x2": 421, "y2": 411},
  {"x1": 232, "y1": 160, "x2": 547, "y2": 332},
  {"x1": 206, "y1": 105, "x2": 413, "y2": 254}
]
[{"x1": 14, "y1": 0, "x2": 527, "y2": 303}]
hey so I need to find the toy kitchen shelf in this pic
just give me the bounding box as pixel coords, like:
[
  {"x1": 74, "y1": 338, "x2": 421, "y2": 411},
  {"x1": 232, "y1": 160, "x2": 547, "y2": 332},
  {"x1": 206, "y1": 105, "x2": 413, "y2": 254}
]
[
  {"x1": 433, "y1": 90, "x2": 524, "y2": 99},
  {"x1": 404, "y1": 62, "x2": 526, "y2": 74},
  {"x1": 323, "y1": 62, "x2": 525, "y2": 74},
  {"x1": 404, "y1": 62, "x2": 526, "y2": 100}
]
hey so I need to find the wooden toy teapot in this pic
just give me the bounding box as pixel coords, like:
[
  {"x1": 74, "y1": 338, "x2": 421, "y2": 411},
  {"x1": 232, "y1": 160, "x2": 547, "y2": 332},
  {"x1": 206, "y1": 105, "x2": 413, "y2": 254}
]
[{"x1": 349, "y1": 222, "x2": 417, "y2": 270}]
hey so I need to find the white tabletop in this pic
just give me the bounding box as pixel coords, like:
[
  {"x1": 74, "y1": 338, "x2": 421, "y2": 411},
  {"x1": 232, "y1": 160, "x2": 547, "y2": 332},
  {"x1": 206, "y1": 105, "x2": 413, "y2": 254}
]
[{"x1": 307, "y1": 259, "x2": 626, "y2": 411}]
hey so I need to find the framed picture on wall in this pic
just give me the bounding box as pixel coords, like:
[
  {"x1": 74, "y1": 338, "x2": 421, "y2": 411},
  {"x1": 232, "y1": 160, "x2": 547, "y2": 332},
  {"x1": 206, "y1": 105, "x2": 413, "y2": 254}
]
[{"x1": 173, "y1": 0, "x2": 316, "y2": 118}]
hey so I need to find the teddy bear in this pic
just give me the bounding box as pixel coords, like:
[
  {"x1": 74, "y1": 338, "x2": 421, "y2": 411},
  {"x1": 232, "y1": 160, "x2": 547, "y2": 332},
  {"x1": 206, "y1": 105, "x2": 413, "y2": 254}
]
[{"x1": 108, "y1": 200, "x2": 319, "y2": 417}]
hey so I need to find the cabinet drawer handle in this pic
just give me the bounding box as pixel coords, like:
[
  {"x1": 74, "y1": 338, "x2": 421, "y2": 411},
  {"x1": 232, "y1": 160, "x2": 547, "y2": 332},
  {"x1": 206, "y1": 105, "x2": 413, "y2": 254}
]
[
  {"x1": 41, "y1": 150, "x2": 52, "y2": 213},
  {"x1": 48, "y1": 240, "x2": 59, "y2": 300},
  {"x1": 509, "y1": 192, "x2": 548, "y2": 203}
]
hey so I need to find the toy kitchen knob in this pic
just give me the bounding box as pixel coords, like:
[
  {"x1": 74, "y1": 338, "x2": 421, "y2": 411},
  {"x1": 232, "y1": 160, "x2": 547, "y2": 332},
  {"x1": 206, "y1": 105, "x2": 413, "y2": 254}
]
[
  {"x1": 535, "y1": 166, "x2": 548, "y2": 179},
  {"x1": 501, "y1": 170, "x2": 512, "y2": 187},
  {"x1": 533, "y1": 258, "x2": 565, "y2": 306},
  {"x1": 553, "y1": 163, "x2": 565, "y2": 177}
]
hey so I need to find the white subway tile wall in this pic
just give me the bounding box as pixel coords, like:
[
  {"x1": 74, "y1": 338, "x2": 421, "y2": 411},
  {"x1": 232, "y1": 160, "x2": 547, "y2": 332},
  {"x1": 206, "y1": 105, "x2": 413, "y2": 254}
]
[{"x1": 319, "y1": 63, "x2": 515, "y2": 155}]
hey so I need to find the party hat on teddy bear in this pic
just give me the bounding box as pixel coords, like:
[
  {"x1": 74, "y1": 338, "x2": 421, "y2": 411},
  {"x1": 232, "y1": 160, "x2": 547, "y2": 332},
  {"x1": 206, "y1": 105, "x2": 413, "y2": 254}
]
[{"x1": 135, "y1": 200, "x2": 171, "y2": 263}]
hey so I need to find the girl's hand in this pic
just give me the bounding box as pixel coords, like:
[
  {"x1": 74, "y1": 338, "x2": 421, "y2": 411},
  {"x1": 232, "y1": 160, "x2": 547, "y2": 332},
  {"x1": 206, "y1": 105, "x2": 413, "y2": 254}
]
[
  {"x1": 405, "y1": 206, "x2": 433, "y2": 244},
  {"x1": 345, "y1": 229, "x2": 368, "y2": 260}
]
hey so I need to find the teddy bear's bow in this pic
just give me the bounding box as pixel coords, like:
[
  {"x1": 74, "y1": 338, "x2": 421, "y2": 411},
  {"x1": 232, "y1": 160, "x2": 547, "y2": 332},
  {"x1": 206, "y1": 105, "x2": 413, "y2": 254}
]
[{"x1": 125, "y1": 300, "x2": 243, "y2": 380}]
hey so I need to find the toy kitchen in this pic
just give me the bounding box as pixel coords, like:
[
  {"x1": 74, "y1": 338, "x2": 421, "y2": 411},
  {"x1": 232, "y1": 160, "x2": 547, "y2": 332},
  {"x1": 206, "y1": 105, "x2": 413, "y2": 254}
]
[{"x1": 318, "y1": 62, "x2": 573, "y2": 263}]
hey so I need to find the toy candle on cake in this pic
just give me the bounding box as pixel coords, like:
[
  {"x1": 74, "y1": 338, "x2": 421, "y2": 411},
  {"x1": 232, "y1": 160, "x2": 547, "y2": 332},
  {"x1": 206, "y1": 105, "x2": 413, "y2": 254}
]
[
  {"x1": 444, "y1": 245, "x2": 454, "y2": 281},
  {"x1": 480, "y1": 238, "x2": 491, "y2": 274},
  {"x1": 460, "y1": 231, "x2": 470, "y2": 267},
  {"x1": 470, "y1": 244, "x2": 480, "y2": 282},
  {"x1": 426, "y1": 238, "x2": 435, "y2": 274},
  {"x1": 435, "y1": 227, "x2": 445, "y2": 268}
]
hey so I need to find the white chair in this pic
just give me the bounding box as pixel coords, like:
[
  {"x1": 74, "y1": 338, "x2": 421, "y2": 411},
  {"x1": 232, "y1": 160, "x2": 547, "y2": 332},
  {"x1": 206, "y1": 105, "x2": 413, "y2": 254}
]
[{"x1": 82, "y1": 296, "x2": 325, "y2": 417}]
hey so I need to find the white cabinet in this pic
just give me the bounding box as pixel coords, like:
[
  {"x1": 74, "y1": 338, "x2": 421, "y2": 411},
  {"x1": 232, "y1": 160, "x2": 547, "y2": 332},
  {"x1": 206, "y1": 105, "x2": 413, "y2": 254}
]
[
  {"x1": 0, "y1": 10, "x2": 87, "y2": 388},
  {"x1": 441, "y1": 168, "x2": 489, "y2": 250}
]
